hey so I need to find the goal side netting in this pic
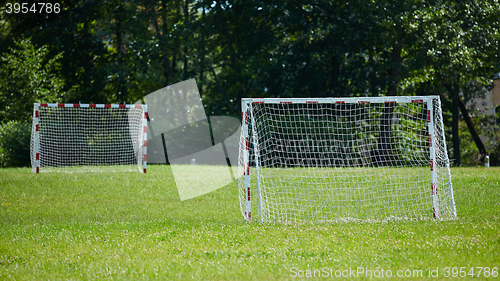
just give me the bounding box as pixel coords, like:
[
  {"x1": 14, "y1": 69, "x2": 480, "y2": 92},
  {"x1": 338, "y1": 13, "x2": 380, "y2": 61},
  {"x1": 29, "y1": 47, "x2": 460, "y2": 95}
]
[
  {"x1": 238, "y1": 96, "x2": 456, "y2": 222},
  {"x1": 31, "y1": 103, "x2": 147, "y2": 173}
]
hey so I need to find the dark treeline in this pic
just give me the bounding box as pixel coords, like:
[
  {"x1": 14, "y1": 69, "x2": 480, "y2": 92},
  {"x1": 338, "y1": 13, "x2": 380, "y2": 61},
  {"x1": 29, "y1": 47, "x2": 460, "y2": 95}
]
[{"x1": 1, "y1": 0, "x2": 499, "y2": 165}]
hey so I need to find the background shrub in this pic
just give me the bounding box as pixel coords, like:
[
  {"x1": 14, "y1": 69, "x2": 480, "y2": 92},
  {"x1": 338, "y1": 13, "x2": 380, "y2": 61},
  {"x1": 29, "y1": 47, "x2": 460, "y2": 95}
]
[{"x1": 0, "y1": 121, "x2": 31, "y2": 167}]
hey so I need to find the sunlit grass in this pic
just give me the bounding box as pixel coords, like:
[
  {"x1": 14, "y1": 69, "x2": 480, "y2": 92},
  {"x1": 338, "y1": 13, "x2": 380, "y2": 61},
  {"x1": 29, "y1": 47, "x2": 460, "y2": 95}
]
[{"x1": 0, "y1": 166, "x2": 498, "y2": 279}]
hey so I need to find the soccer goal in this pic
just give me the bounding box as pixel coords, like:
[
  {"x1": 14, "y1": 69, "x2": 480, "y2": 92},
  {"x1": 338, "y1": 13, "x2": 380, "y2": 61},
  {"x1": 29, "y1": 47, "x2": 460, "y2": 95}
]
[
  {"x1": 239, "y1": 96, "x2": 456, "y2": 222},
  {"x1": 31, "y1": 103, "x2": 147, "y2": 173}
]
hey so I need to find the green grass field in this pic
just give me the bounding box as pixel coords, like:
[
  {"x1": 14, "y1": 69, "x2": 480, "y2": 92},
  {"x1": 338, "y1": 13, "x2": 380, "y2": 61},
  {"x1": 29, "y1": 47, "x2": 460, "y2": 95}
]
[{"x1": 0, "y1": 166, "x2": 498, "y2": 280}]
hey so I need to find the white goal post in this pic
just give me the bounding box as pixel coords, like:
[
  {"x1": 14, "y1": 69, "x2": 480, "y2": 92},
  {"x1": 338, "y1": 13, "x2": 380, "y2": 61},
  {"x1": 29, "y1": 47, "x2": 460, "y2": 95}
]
[
  {"x1": 239, "y1": 96, "x2": 456, "y2": 222},
  {"x1": 31, "y1": 103, "x2": 147, "y2": 173}
]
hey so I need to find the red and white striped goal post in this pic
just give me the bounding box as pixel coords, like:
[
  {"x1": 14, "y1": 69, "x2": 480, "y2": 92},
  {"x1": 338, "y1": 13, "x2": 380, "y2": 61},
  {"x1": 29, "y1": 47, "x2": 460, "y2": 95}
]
[{"x1": 33, "y1": 103, "x2": 148, "y2": 174}]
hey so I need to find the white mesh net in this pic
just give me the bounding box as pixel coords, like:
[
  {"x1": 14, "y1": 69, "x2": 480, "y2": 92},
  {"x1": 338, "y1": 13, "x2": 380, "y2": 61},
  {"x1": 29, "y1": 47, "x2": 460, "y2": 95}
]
[
  {"x1": 31, "y1": 104, "x2": 146, "y2": 173},
  {"x1": 238, "y1": 96, "x2": 456, "y2": 223}
]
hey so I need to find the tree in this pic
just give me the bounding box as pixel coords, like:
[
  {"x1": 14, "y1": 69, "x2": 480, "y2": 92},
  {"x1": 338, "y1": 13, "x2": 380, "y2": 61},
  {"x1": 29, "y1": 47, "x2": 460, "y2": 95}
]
[
  {"x1": 401, "y1": 0, "x2": 500, "y2": 165},
  {"x1": 0, "y1": 38, "x2": 65, "y2": 123}
]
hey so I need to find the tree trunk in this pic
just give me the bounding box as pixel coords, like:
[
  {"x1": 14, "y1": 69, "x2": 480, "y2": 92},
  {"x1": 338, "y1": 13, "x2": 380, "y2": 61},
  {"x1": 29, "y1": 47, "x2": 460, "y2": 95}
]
[
  {"x1": 388, "y1": 42, "x2": 403, "y2": 96},
  {"x1": 161, "y1": 0, "x2": 174, "y2": 81},
  {"x1": 115, "y1": 1, "x2": 126, "y2": 101},
  {"x1": 198, "y1": 1, "x2": 206, "y2": 98},
  {"x1": 374, "y1": 40, "x2": 402, "y2": 166},
  {"x1": 458, "y1": 99, "x2": 487, "y2": 155},
  {"x1": 183, "y1": 0, "x2": 189, "y2": 80},
  {"x1": 376, "y1": 103, "x2": 395, "y2": 166},
  {"x1": 442, "y1": 75, "x2": 462, "y2": 166},
  {"x1": 151, "y1": 1, "x2": 174, "y2": 85},
  {"x1": 209, "y1": 64, "x2": 224, "y2": 99},
  {"x1": 452, "y1": 84, "x2": 461, "y2": 166},
  {"x1": 217, "y1": 0, "x2": 247, "y2": 111}
]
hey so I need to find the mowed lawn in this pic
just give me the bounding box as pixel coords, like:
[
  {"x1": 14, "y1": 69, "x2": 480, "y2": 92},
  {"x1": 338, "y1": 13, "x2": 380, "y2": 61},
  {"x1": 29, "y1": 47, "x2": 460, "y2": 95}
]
[{"x1": 0, "y1": 166, "x2": 498, "y2": 280}]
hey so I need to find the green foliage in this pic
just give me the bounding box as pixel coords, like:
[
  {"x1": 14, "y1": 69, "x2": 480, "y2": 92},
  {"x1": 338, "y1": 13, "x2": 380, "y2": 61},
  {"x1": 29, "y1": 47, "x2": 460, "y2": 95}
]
[
  {"x1": 2, "y1": 0, "x2": 499, "y2": 166},
  {"x1": 3, "y1": 0, "x2": 499, "y2": 113},
  {"x1": 0, "y1": 120, "x2": 31, "y2": 167},
  {"x1": 0, "y1": 38, "x2": 65, "y2": 123}
]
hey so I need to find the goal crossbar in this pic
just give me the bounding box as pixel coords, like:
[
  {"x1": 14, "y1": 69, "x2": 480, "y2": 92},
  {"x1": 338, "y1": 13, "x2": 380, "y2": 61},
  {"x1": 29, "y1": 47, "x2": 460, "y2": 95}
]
[{"x1": 245, "y1": 96, "x2": 433, "y2": 104}]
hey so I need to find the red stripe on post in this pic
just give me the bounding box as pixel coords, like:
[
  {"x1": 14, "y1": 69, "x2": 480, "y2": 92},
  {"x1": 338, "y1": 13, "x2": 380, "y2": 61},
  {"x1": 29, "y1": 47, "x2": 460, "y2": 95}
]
[
  {"x1": 89, "y1": 104, "x2": 96, "y2": 108},
  {"x1": 144, "y1": 127, "x2": 147, "y2": 133},
  {"x1": 40, "y1": 103, "x2": 48, "y2": 107},
  {"x1": 57, "y1": 104, "x2": 64, "y2": 107},
  {"x1": 35, "y1": 111, "x2": 39, "y2": 118},
  {"x1": 73, "y1": 104, "x2": 80, "y2": 108},
  {"x1": 144, "y1": 169, "x2": 147, "y2": 173},
  {"x1": 430, "y1": 159, "x2": 434, "y2": 171},
  {"x1": 246, "y1": 164, "x2": 249, "y2": 176},
  {"x1": 104, "y1": 104, "x2": 111, "y2": 108},
  {"x1": 36, "y1": 167, "x2": 39, "y2": 173},
  {"x1": 335, "y1": 101, "x2": 345, "y2": 104},
  {"x1": 247, "y1": 187, "x2": 250, "y2": 200},
  {"x1": 119, "y1": 104, "x2": 126, "y2": 108},
  {"x1": 36, "y1": 153, "x2": 39, "y2": 160},
  {"x1": 36, "y1": 124, "x2": 39, "y2": 132},
  {"x1": 248, "y1": 212, "x2": 251, "y2": 220},
  {"x1": 358, "y1": 101, "x2": 370, "y2": 104},
  {"x1": 252, "y1": 101, "x2": 264, "y2": 104},
  {"x1": 144, "y1": 140, "x2": 147, "y2": 147},
  {"x1": 144, "y1": 112, "x2": 148, "y2": 119},
  {"x1": 135, "y1": 104, "x2": 143, "y2": 108},
  {"x1": 306, "y1": 101, "x2": 318, "y2": 103},
  {"x1": 412, "y1": 99, "x2": 423, "y2": 103},
  {"x1": 143, "y1": 155, "x2": 147, "y2": 161},
  {"x1": 429, "y1": 135, "x2": 432, "y2": 147},
  {"x1": 280, "y1": 101, "x2": 292, "y2": 104},
  {"x1": 427, "y1": 110, "x2": 431, "y2": 122},
  {"x1": 244, "y1": 112, "x2": 248, "y2": 124}
]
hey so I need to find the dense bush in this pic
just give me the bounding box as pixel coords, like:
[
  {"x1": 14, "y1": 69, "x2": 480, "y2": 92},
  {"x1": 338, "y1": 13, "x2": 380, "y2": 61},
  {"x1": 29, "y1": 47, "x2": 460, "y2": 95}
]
[{"x1": 0, "y1": 121, "x2": 31, "y2": 167}]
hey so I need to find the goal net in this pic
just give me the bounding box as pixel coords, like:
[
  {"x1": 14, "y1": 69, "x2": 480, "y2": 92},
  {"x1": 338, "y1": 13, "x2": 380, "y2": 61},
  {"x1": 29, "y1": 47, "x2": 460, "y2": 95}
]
[
  {"x1": 31, "y1": 103, "x2": 147, "y2": 173},
  {"x1": 239, "y1": 96, "x2": 456, "y2": 222}
]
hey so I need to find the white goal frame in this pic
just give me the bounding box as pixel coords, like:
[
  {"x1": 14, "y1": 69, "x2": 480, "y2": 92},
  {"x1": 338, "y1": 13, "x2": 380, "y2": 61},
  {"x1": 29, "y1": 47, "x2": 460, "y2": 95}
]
[
  {"x1": 239, "y1": 96, "x2": 456, "y2": 222},
  {"x1": 31, "y1": 103, "x2": 148, "y2": 173}
]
